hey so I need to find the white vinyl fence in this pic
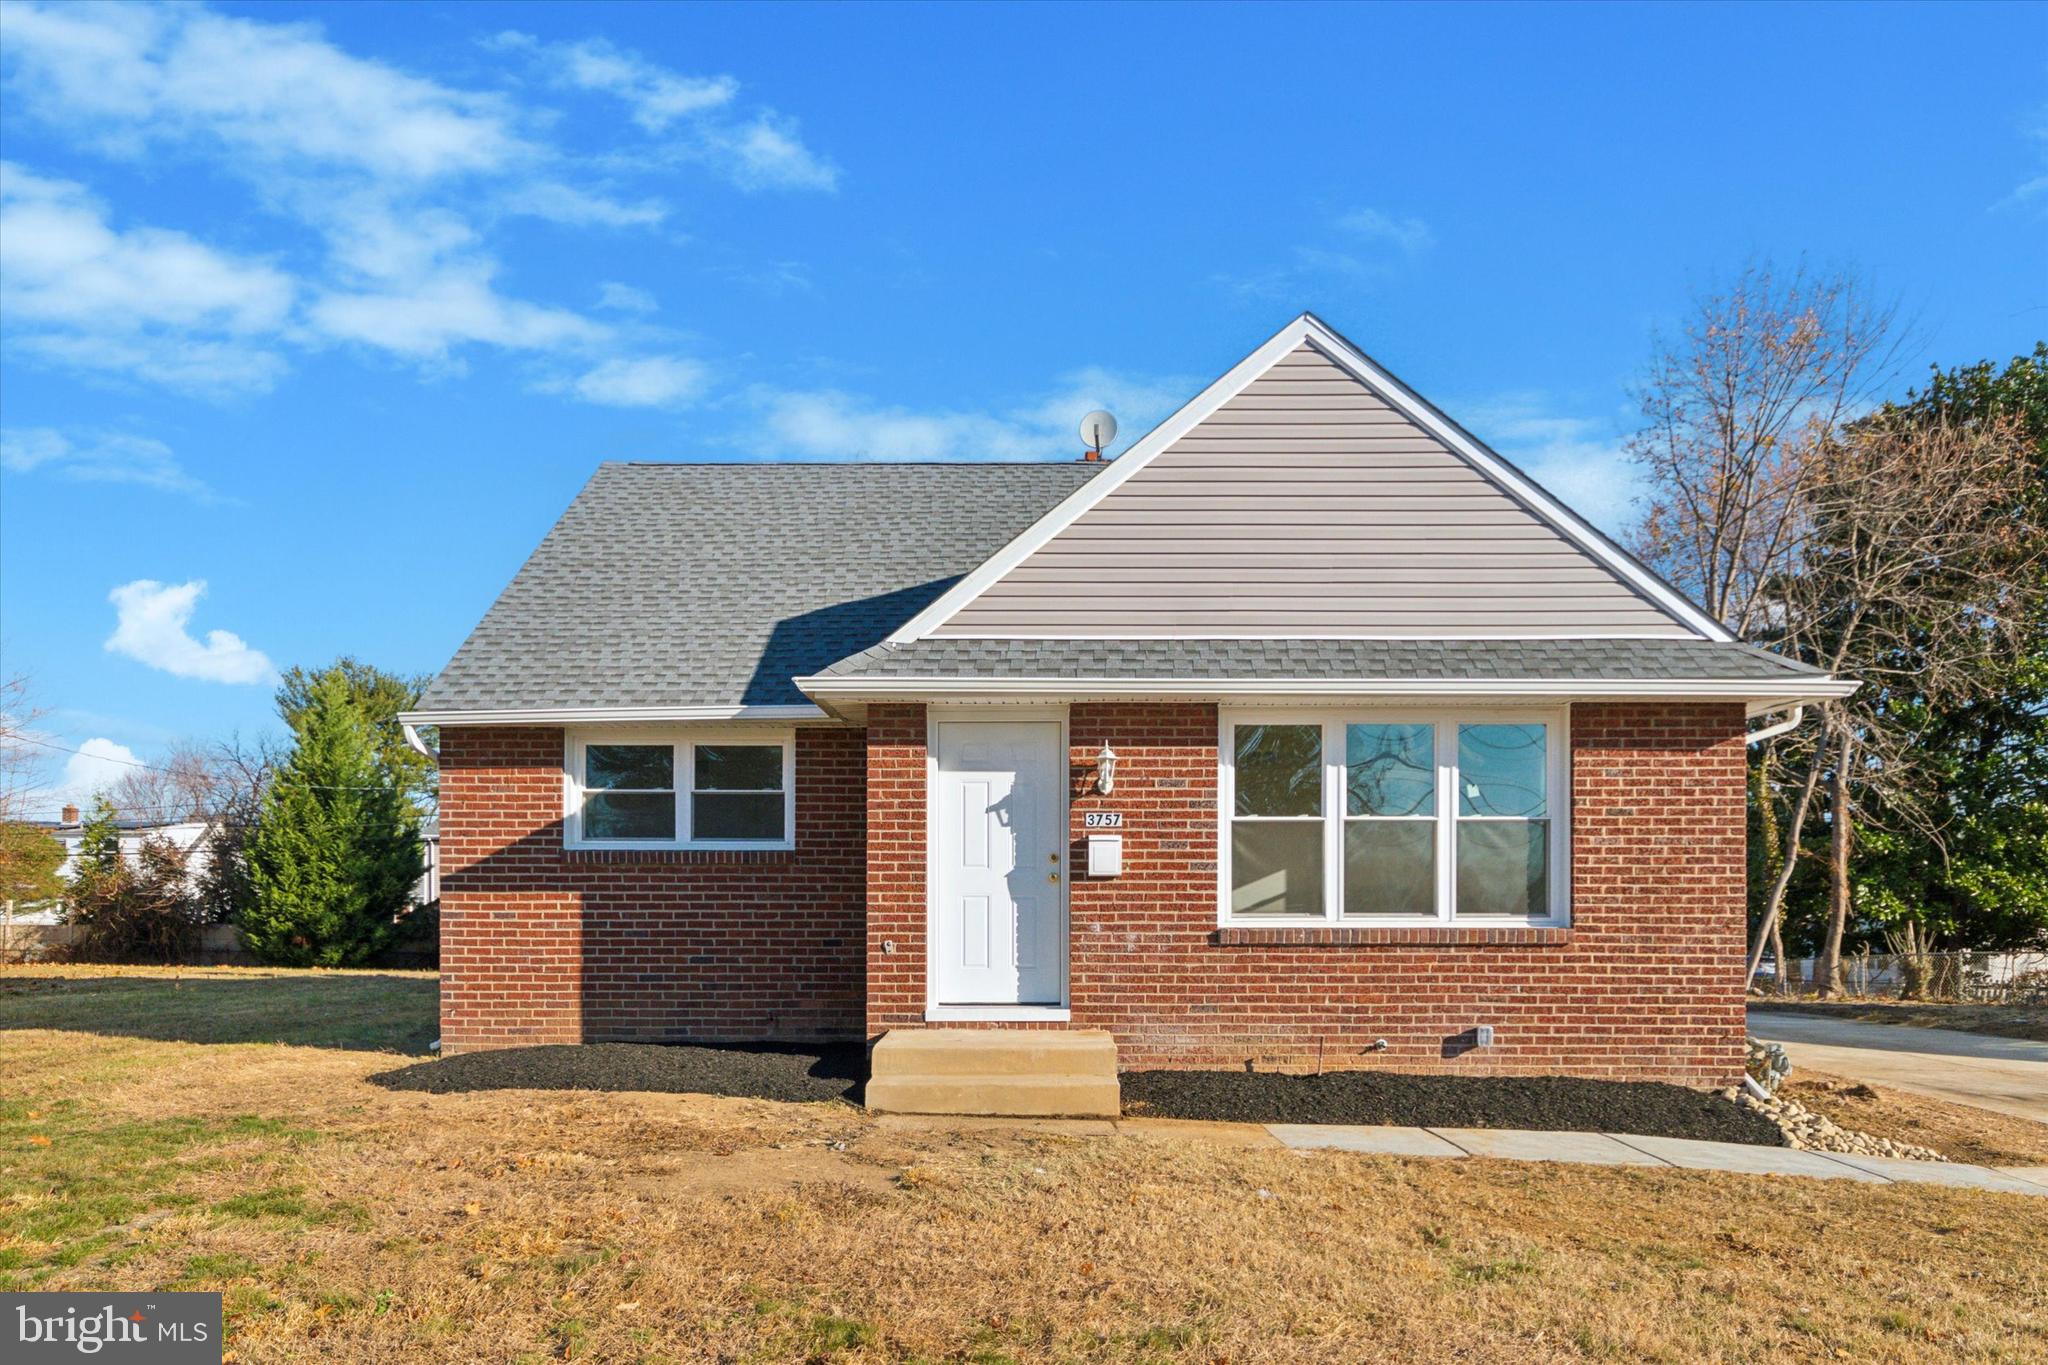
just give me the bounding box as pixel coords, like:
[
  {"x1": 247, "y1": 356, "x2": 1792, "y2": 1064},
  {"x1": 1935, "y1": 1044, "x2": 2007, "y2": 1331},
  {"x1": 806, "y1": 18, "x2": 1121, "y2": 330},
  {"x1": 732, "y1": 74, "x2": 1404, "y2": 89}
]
[{"x1": 1756, "y1": 949, "x2": 2048, "y2": 1002}]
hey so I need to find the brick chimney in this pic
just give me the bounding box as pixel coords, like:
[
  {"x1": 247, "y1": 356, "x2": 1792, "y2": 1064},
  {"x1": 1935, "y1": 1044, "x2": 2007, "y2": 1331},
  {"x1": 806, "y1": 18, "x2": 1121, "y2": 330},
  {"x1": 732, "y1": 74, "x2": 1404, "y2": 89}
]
[{"x1": 61, "y1": 803, "x2": 80, "y2": 824}]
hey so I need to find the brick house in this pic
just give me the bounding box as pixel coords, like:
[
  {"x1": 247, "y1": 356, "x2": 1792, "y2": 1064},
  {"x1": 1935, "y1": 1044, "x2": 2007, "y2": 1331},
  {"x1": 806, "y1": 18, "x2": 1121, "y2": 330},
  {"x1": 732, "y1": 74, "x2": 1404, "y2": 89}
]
[{"x1": 403, "y1": 314, "x2": 1853, "y2": 1096}]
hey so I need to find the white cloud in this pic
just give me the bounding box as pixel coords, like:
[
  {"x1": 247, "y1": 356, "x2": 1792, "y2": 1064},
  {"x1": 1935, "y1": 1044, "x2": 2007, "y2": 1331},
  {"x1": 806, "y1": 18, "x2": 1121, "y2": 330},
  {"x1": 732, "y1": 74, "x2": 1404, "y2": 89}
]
[
  {"x1": 0, "y1": 3, "x2": 836, "y2": 398},
  {"x1": 1220, "y1": 206, "x2": 1434, "y2": 299},
  {"x1": 103, "y1": 579, "x2": 276, "y2": 685},
  {"x1": 58, "y1": 738, "x2": 143, "y2": 812},
  {"x1": 503, "y1": 180, "x2": 667, "y2": 228},
  {"x1": 12, "y1": 332, "x2": 290, "y2": 398},
  {"x1": 1337, "y1": 208, "x2": 1434, "y2": 255},
  {"x1": 2, "y1": 2, "x2": 527, "y2": 181},
  {"x1": 700, "y1": 113, "x2": 839, "y2": 192},
  {"x1": 0, "y1": 163, "x2": 295, "y2": 332},
  {"x1": 0, "y1": 8, "x2": 624, "y2": 387},
  {"x1": 310, "y1": 267, "x2": 604, "y2": 359},
  {"x1": 496, "y1": 30, "x2": 837, "y2": 192},
  {"x1": 0, "y1": 427, "x2": 215, "y2": 499},
  {"x1": 492, "y1": 33, "x2": 737, "y2": 133},
  {"x1": 751, "y1": 367, "x2": 1192, "y2": 461},
  {"x1": 596, "y1": 281, "x2": 658, "y2": 313},
  {"x1": 1458, "y1": 391, "x2": 1643, "y2": 535},
  {"x1": 0, "y1": 161, "x2": 295, "y2": 392},
  {"x1": 564, "y1": 355, "x2": 709, "y2": 408}
]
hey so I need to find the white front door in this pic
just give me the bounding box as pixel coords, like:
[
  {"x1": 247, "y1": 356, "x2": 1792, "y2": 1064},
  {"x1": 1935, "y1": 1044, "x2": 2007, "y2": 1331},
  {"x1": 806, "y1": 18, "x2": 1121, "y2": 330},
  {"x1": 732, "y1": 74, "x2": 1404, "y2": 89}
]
[{"x1": 933, "y1": 719, "x2": 1066, "y2": 1007}]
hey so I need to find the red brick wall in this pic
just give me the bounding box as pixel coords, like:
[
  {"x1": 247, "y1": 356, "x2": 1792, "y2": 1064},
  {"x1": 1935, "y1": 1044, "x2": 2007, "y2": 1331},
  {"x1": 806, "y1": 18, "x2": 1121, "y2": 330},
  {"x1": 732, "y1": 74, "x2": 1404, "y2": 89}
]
[
  {"x1": 863, "y1": 704, "x2": 928, "y2": 1035},
  {"x1": 871, "y1": 701, "x2": 1748, "y2": 1086},
  {"x1": 438, "y1": 724, "x2": 866, "y2": 1052}
]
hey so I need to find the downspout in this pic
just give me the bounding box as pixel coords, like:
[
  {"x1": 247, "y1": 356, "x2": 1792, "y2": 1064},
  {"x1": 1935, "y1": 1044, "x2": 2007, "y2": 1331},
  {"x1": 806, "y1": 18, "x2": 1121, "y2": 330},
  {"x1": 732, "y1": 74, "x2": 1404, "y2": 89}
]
[
  {"x1": 401, "y1": 722, "x2": 438, "y2": 762},
  {"x1": 1745, "y1": 705, "x2": 1804, "y2": 746}
]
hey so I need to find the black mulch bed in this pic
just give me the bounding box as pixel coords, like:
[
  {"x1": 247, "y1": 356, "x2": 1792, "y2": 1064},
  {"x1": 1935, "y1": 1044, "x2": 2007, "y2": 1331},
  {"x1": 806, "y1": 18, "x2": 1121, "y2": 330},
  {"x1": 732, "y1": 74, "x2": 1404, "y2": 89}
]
[
  {"x1": 1120, "y1": 1071, "x2": 1782, "y2": 1146},
  {"x1": 369, "y1": 1042, "x2": 865, "y2": 1104}
]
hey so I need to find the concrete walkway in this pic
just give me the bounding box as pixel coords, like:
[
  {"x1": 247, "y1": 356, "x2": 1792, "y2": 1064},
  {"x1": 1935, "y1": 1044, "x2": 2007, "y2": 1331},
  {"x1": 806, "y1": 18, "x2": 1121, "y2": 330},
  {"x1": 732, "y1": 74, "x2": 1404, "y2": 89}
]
[
  {"x1": 1747, "y1": 1009, "x2": 2048, "y2": 1124},
  {"x1": 1262, "y1": 1123, "x2": 2048, "y2": 1194}
]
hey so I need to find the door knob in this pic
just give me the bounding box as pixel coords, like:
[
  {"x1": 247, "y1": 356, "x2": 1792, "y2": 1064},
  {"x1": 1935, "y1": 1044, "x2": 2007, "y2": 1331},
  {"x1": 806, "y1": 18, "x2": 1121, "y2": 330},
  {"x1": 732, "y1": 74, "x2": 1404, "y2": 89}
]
[{"x1": 1048, "y1": 870, "x2": 1060, "y2": 882}]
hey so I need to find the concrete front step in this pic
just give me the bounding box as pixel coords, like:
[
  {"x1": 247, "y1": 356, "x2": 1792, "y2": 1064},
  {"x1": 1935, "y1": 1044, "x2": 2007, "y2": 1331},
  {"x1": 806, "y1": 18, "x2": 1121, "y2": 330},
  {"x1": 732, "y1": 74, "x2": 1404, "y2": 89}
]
[{"x1": 867, "y1": 1028, "x2": 1121, "y2": 1118}]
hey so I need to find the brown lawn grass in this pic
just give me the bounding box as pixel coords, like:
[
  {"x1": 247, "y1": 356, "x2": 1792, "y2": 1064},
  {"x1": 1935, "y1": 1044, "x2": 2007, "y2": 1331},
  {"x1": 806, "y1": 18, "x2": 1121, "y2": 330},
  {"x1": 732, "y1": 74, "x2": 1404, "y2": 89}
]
[
  {"x1": 1752, "y1": 999, "x2": 2048, "y2": 1043},
  {"x1": 1784, "y1": 1070, "x2": 2048, "y2": 1167},
  {"x1": 3, "y1": 968, "x2": 2045, "y2": 1363}
]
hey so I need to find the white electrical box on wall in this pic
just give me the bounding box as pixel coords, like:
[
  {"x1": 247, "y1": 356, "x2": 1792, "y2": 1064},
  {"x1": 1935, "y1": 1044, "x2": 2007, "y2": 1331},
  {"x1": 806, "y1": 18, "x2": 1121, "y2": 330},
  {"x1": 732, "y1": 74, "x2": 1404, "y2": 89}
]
[{"x1": 1086, "y1": 834, "x2": 1123, "y2": 877}]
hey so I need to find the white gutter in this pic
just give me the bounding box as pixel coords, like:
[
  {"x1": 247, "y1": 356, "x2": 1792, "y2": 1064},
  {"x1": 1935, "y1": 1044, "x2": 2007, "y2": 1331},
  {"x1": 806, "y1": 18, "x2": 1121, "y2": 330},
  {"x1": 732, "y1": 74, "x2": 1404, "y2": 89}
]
[
  {"x1": 397, "y1": 703, "x2": 829, "y2": 727},
  {"x1": 1745, "y1": 705, "x2": 1806, "y2": 746},
  {"x1": 795, "y1": 675, "x2": 1861, "y2": 705}
]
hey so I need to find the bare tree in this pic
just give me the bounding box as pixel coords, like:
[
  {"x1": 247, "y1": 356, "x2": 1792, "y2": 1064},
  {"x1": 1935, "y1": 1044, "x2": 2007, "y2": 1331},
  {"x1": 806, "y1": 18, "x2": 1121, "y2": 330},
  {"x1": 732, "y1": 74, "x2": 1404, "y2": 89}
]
[
  {"x1": 0, "y1": 674, "x2": 51, "y2": 825},
  {"x1": 1629, "y1": 262, "x2": 1902, "y2": 637},
  {"x1": 106, "y1": 740, "x2": 231, "y2": 823},
  {"x1": 1628, "y1": 264, "x2": 1902, "y2": 987},
  {"x1": 1780, "y1": 408, "x2": 2046, "y2": 993}
]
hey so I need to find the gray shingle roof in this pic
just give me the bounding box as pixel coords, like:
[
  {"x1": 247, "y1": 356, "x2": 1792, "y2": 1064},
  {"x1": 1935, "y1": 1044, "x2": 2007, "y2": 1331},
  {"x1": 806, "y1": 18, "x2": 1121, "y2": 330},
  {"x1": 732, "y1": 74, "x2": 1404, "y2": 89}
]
[
  {"x1": 418, "y1": 462, "x2": 1105, "y2": 711},
  {"x1": 808, "y1": 638, "x2": 1829, "y2": 684}
]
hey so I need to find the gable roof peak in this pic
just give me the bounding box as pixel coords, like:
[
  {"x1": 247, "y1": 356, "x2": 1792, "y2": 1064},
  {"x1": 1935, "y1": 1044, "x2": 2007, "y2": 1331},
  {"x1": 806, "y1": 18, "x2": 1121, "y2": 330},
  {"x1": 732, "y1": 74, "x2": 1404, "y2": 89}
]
[{"x1": 884, "y1": 314, "x2": 1736, "y2": 644}]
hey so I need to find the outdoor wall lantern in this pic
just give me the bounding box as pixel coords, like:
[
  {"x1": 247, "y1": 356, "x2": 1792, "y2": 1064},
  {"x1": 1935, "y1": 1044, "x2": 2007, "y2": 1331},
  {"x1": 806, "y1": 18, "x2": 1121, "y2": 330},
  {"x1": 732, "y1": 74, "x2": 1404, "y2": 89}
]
[{"x1": 1095, "y1": 744, "x2": 1118, "y2": 795}]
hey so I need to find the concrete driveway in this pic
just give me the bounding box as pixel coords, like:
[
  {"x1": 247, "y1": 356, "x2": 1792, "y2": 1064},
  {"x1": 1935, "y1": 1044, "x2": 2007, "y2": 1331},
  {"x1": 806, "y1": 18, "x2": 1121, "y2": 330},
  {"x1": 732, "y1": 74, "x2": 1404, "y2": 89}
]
[{"x1": 1748, "y1": 1009, "x2": 2048, "y2": 1125}]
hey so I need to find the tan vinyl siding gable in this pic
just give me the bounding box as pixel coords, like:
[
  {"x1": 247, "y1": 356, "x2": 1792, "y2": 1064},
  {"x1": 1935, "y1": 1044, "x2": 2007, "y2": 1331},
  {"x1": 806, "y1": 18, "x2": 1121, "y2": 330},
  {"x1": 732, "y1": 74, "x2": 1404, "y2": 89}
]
[{"x1": 936, "y1": 341, "x2": 1697, "y2": 638}]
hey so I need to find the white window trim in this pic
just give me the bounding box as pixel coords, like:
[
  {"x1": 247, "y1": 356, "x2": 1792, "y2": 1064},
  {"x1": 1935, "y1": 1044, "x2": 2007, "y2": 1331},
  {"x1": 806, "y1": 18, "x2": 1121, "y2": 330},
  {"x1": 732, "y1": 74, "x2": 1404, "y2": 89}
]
[
  {"x1": 1216, "y1": 705, "x2": 1570, "y2": 929},
  {"x1": 563, "y1": 725, "x2": 797, "y2": 851}
]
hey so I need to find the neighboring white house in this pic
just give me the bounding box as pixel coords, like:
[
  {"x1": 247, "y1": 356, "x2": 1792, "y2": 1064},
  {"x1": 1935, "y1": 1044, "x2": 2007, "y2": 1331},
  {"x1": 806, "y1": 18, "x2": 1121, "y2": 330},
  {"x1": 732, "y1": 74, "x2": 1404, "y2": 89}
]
[{"x1": 5, "y1": 804, "x2": 216, "y2": 926}]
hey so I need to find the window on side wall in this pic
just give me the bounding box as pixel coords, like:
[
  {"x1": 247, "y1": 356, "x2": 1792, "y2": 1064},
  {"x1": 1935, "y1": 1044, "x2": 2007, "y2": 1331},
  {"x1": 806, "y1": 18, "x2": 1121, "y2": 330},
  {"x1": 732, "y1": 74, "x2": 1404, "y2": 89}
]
[
  {"x1": 1221, "y1": 711, "x2": 1565, "y2": 926},
  {"x1": 566, "y1": 730, "x2": 795, "y2": 850}
]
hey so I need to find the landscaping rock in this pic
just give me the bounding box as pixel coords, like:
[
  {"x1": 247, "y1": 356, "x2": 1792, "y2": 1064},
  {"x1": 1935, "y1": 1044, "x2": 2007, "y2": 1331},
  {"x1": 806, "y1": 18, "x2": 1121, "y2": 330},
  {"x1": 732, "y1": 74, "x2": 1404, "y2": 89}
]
[{"x1": 1720, "y1": 1047, "x2": 1941, "y2": 1162}]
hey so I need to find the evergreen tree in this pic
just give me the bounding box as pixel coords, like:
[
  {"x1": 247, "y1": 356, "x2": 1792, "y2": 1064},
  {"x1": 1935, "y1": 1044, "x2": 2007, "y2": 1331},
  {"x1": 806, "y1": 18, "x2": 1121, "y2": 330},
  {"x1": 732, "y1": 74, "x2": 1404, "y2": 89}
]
[
  {"x1": 275, "y1": 658, "x2": 433, "y2": 805},
  {"x1": 0, "y1": 822, "x2": 66, "y2": 907},
  {"x1": 243, "y1": 669, "x2": 422, "y2": 966},
  {"x1": 75, "y1": 796, "x2": 123, "y2": 878}
]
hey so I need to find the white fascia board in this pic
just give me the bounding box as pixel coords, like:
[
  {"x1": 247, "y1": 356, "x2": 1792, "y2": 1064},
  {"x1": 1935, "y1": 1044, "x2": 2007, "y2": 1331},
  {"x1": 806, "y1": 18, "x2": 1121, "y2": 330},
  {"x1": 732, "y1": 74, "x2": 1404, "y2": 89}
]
[
  {"x1": 886, "y1": 312, "x2": 1735, "y2": 645},
  {"x1": 397, "y1": 703, "x2": 829, "y2": 727},
  {"x1": 795, "y1": 675, "x2": 1860, "y2": 704}
]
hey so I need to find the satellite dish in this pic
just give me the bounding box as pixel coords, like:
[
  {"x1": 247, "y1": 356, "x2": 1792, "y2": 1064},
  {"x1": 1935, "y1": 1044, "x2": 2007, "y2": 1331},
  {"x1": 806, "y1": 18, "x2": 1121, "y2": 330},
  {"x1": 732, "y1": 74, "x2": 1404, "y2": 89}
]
[{"x1": 1080, "y1": 409, "x2": 1118, "y2": 452}]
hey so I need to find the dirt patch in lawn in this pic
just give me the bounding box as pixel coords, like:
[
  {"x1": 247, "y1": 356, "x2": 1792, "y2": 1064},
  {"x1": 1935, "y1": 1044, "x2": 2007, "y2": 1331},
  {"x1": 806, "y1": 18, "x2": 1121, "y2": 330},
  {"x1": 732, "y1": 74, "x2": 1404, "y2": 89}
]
[
  {"x1": 1751, "y1": 999, "x2": 2048, "y2": 1043},
  {"x1": 1784, "y1": 1069, "x2": 2048, "y2": 1167},
  {"x1": 1121, "y1": 1071, "x2": 1783, "y2": 1145},
  {"x1": 369, "y1": 1041, "x2": 865, "y2": 1103}
]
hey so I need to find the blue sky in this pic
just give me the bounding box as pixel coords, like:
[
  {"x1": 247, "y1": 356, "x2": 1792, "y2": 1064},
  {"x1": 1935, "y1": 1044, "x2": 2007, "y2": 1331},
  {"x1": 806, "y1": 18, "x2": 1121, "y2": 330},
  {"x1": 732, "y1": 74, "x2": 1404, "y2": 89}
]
[{"x1": 2, "y1": 0, "x2": 2043, "y2": 815}]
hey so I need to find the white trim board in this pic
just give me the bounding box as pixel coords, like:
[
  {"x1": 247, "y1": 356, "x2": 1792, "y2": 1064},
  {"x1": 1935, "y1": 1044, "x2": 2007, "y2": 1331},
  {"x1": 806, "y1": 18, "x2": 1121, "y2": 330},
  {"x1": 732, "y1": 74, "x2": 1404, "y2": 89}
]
[{"x1": 884, "y1": 312, "x2": 1735, "y2": 645}]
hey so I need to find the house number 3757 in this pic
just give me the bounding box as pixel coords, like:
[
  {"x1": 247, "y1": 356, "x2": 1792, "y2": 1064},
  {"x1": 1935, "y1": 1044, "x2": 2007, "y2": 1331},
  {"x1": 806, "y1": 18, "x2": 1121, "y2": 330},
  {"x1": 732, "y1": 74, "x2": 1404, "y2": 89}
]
[{"x1": 1083, "y1": 812, "x2": 1124, "y2": 828}]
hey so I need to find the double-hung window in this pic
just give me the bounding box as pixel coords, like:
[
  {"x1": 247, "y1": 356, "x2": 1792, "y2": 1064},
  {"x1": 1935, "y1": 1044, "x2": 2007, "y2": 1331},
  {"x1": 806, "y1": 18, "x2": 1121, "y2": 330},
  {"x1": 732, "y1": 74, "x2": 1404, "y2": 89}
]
[
  {"x1": 1222, "y1": 710, "x2": 1566, "y2": 926},
  {"x1": 566, "y1": 730, "x2": 795, "y2": 850}
]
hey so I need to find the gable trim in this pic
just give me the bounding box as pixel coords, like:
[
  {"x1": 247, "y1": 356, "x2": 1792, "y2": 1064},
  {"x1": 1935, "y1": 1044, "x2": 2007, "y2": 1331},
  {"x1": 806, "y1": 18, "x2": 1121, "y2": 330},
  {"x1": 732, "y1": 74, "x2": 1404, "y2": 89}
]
[{"x1": 886, "y1": 313, "x2": 1734, "y2": 645}]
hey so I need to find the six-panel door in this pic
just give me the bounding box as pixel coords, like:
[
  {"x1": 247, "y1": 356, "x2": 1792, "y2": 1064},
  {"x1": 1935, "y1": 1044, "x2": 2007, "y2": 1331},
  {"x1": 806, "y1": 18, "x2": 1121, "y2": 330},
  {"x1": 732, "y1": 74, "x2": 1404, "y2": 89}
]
[{"x1": 933, "y1": 719, "x2": 1066, "y2": 1006}]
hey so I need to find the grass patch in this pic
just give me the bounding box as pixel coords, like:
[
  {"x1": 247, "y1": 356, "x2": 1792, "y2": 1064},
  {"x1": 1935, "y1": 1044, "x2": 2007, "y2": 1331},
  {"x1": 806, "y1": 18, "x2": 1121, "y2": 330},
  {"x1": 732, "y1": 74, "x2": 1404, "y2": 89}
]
[
  {"x1": 0, "y1": 1096, "x2": 327, "y2": 1286},
  {"x1": 0, "y1": 965, "x2": 2041, "y2": 1362},
  {"x1": 0, "y1": 966, "x2": 438, "y2": 1053}
]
